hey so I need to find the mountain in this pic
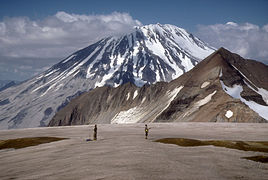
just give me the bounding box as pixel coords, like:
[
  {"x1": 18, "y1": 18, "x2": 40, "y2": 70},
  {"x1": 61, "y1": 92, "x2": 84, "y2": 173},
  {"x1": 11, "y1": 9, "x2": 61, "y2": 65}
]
[
  {"x1": 49, "y1": 48, "x2": 268, "y2": 126},
  {"x1": 0, "y1": 80, "x2": 11, "y2": 89},
  {"x1": 0, "y1": 80, "x2": 20, "y2": 92},
  {"x1": 0, "y1": 24, "x2": 215, "y2": 129}
]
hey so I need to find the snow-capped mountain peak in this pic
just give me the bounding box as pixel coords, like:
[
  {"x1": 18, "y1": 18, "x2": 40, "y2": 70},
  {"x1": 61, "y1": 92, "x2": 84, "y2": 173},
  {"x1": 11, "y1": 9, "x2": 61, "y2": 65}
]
[
  {"x1": 55, "y1": 23, "x2": 214, "y2": 88},
  {"x1": 0, "y1": 23, "x2": 215, "y2": 129}
]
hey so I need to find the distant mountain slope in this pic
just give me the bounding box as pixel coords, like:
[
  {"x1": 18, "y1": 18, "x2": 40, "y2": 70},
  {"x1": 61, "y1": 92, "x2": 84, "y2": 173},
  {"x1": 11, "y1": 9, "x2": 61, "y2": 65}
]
[
  {"x1": 49, "y1": 48, "x2": 268, "y2": 126},
  {"x1": 0, "y1": 80, "x2": 11, "y2": 89},
  {"x1": 0, "y1": 80, "x2": 20, "y2": 92},
  {"x1": 0, "y1": 24, "x2": 214, "y2": 129}
]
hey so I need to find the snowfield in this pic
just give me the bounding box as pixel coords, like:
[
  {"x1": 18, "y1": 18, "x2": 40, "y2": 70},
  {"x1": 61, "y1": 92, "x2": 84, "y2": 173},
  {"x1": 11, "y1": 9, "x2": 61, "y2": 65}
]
[{"x1": 0, "y1": 123, "x2": 267, "y2": 180}]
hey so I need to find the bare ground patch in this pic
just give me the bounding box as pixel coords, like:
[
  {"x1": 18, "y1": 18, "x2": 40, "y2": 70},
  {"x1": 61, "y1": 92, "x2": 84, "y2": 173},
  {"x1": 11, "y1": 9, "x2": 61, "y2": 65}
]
[
  {"x1": 155, "y1": 138, "x2": 268, "y2": 163},
  {"x1": 0, "y1": 137, "x2": 68, "y2": 150},
  {"x1": 242, "y1": 156, "x2": 268, "y2": 163}
]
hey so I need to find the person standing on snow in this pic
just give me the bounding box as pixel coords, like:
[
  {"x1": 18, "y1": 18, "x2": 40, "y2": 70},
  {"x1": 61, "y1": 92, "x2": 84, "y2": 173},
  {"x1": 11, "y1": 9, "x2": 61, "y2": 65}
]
[
  {"x1": 93, "y1": 124, "x2": 97, "y2": 140},
  {"x1": 145, "y1": 124, "x2": 150, "y2": 139}
]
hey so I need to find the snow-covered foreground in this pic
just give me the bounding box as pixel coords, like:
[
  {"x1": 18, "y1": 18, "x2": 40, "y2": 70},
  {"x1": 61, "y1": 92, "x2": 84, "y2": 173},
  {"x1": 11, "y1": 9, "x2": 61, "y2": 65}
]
[{"x1": 0, "y1": 123, "x2": 267, "y2": 180}]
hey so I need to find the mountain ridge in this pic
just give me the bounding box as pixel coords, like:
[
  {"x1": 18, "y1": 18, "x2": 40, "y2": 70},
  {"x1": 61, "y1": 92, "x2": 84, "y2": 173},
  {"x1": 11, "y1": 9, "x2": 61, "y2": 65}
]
[{"x1": 49, "y1": 48, "x2": 268, "y2": 126}]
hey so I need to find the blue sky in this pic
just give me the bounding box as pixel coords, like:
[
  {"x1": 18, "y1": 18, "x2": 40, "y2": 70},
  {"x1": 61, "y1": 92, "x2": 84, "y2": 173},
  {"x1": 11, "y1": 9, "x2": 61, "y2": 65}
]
[
  {"x1": 0, "y1": 0, "x2": 267, "y2": 81},
  {"x1": 1, "y1": 0, "x2": 267, "y2": 32}
]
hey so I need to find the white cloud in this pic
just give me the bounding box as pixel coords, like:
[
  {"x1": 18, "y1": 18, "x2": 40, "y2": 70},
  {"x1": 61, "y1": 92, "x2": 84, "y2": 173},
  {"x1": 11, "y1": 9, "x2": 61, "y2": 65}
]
[
  {"x1": 0, "y1": 11, "x2": 142, "y2": 59},
  {"x1": 196, "y1": 22, "x2": 268, "y2": 64},
  {"x1": 0, "y1": 11, "x2": 141, "y2": 81}
]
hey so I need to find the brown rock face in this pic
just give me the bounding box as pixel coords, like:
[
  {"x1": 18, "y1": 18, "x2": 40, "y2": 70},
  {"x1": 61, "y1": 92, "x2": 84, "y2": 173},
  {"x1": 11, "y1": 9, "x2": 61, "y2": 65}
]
[
  {"x1": 49, "y1": 48, "x2": 268, "y2": 126},
  {"x1": 48, "y1": 82, "x2": 170, "y2": 126}
]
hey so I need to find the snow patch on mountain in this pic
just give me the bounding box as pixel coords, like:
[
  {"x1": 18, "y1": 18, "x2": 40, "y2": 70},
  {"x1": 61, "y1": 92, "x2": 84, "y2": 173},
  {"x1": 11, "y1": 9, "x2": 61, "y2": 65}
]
[
  {"x1": 195, "y1": 90, "x2": 217, "y2": 107},
  {"x1": 111, "y1": 107, "x2": 143, "y2": 124},
  {"x1": 126, "y1": 92, "x2": 131, "y2": 101},
  {"x1": 258, "y1": 88, "x2": 268, "y2": 105},
  {"x1": 183, "y1": 90, "x2": 217, "y2": 117},
  {"x1": 201, "y1": 81, "x2": 210, "y2": 88},
  {"x1": 133, "y1": 90, "x2": 138, "y2": 99},
  {"x1": 243, "y1": 80, "x2": 268, "y2": 105},
  {"x1": 220, "y1": 81, "x2": 268, "y2": 120},
  {"x1": 225, "y1": 110, "x2": 233, "y2": 118},
  {"x1": 231, "y1": 64, "x2": 268, "y2": 105},
  {"x1": 220, "y1": 81, "x2": 242, "y2": 99},
  {"x1": 160, "y1": 86, "x2": 184, "y2": 114},
  {"x1": 141, "y1": 97, "x2": 146, "y2": 104}
]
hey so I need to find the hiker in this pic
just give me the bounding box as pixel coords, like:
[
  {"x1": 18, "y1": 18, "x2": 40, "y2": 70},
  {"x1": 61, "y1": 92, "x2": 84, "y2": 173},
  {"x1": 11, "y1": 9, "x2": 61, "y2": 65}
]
[
  {"x1": 145, "y1": 124, "x2": 150, "y2": 139},
  {"x1": 93, "y1": 124, "x2": 97, "y2": 140}
]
